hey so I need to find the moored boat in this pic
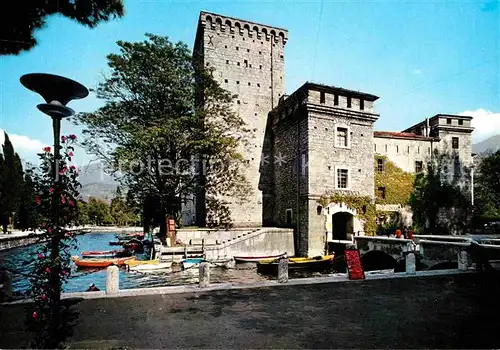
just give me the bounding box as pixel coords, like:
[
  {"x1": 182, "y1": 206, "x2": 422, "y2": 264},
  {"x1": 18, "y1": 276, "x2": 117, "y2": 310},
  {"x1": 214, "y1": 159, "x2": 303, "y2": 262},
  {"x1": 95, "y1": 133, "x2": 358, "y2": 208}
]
[
  {"x1": 82, "y1": 249, "x2": 128, "y2": 258},
  {"x1": 126, "y1": 259, "x2": 173, "y2": 271},
  {"x1": 256, "y1": 255, "x2": 335, "y2": 274},
  {"x1": 71, "y1": 256, "x2": 135, "y2": 268},
  {"x1": 234, "y1": 253, "x2": 286, "y2": 263},
  {"x1": 181, "y1": 258, "x2": 205, "y2": 269}
]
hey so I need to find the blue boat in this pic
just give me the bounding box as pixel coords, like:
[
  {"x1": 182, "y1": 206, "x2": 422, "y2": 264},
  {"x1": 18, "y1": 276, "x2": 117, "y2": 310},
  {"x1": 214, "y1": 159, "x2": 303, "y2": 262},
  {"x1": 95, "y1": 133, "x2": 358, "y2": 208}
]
[{"x1": 181, "y1": 258, "x2": 205, "y2": 269}]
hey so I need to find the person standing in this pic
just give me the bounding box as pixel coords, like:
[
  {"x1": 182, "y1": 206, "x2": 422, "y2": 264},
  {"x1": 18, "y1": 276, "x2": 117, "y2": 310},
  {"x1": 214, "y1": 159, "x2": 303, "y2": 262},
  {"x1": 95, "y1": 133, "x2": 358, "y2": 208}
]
[
  {"x1": 395, "y1": 227, "x2": 402, "y2": 239},
  {"x1": 407, "y1": 226, "x2": 414, "y2": 240}
]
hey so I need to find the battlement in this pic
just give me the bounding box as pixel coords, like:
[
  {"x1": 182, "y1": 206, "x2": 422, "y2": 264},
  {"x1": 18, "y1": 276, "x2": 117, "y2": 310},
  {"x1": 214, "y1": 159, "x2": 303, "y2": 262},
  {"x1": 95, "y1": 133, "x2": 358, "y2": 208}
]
[{"x1": 199, "y1": 11, "x2": 288, "y2": 45}]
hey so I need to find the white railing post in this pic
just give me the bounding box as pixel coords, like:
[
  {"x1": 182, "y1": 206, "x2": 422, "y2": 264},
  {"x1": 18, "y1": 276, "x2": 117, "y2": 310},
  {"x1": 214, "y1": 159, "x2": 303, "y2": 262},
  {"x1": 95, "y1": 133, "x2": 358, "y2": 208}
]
[{"x1": 106, "y1": 265, "x2": 119, "y2": 294}]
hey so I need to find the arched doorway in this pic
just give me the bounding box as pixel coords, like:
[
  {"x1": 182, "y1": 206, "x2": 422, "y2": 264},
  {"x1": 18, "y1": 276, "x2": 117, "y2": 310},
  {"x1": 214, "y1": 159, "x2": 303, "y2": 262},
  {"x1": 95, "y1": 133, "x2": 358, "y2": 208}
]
[{"x1": 332, "y1": 212, "x2": 354, "y2": 241}]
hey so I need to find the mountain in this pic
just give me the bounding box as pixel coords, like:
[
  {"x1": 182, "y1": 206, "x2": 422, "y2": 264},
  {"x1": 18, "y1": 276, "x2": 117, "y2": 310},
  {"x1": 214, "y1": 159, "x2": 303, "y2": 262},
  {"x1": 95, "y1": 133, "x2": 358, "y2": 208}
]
[
  {"x1": 78, "y1": 163, "x2": 119, "y2": 202},
  {"x1": 472, "y1": 135, "x2": 500, "y2": 155}
]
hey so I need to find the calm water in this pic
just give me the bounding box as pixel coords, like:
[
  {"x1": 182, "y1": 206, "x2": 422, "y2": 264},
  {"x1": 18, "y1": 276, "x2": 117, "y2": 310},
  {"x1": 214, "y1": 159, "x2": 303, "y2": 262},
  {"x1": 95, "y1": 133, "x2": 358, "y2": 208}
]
[{"x1": 0, "y1": 233, "x2": 338, "y2": 294}]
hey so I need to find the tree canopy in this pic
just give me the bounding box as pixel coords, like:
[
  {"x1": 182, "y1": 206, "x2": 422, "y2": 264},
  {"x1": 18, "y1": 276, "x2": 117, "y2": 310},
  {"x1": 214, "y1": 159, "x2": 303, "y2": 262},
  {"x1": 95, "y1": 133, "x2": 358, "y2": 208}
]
[
  {"x1": 2, "y1": 0, "x2": 124, "y2": 55},
  {"x1": 409, "y1": 149, "x2": 472, "y2": 234},
  {"x1": 474, "y1": 150, "x2": 500, "y2": 217},
  {"x1": 73, "y1": 34, "x2": 251, "y2": 237}
]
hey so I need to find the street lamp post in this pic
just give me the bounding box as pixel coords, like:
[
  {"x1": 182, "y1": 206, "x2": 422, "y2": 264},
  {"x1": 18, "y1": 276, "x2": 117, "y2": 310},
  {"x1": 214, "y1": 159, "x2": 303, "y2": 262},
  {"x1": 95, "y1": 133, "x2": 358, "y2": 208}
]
[{"x1": 20, "y1": 73, "x2": 88, "y2": 346}]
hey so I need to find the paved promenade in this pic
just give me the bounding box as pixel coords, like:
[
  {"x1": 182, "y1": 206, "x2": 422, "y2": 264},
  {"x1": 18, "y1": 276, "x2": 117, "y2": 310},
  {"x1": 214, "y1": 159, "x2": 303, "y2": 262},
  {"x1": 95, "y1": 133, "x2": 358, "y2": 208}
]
[{"x1": 1, "y1": 273, "x2": 499, "y2": 348}]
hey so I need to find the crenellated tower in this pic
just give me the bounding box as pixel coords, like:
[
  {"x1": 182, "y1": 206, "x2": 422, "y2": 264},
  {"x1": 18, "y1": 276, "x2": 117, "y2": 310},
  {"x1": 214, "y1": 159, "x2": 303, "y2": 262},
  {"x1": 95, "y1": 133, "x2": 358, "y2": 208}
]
[{"x1": 192, "y1": 11, "x2": 289, "y2": 226}]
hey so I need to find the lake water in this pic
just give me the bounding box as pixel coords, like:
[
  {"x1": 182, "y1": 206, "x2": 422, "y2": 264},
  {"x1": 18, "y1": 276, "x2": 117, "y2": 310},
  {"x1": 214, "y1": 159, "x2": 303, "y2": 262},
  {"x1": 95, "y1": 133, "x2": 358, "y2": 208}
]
[{"x1": 0, "y1": 232, "x2": 339, "y2": 294}]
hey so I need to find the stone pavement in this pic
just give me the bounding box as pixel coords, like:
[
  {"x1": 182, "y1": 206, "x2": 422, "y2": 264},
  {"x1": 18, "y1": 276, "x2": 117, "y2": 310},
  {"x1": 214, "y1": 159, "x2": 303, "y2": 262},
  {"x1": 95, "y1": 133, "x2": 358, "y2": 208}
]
[{"x1": 1, "y1": 273, "x2": 499, "y2": 349}]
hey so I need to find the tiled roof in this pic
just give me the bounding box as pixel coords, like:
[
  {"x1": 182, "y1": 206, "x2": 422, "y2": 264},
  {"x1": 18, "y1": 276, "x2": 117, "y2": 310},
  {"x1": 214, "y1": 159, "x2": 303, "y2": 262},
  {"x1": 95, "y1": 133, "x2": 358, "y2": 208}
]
[{"x1": 374, "y1": 131, "x2": 434, "y2": 141}]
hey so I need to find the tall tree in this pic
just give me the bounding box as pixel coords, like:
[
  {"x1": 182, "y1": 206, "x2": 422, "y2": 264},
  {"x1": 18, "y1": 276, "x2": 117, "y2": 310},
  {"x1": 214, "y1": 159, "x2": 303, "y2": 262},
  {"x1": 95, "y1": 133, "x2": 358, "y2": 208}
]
[
  {"x1": 474, "y1": 150, "x2": 500, "y2": 217},
  {"x1": 2, "y1": 0, "x2": 124, "y2": 55},
  {"x1": 73, "y1": 34, "x2": 251, "y2": 238},
  {"x1": 410, "y1": 149, "x2": 472, "y2": 234},
  {"x1": 18, "y1": 170, "x2": 39, "y2": 230},
  {"x1": 0, "y1": 132, "x2": 24, "y2": 233}
]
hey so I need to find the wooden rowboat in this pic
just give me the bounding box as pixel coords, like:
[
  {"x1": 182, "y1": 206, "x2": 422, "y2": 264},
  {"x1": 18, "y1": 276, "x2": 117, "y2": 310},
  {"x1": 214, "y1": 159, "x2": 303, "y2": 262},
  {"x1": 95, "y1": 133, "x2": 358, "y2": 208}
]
[
  {"x1": 82, "y1": 249, "x2": 125, "y2": 258},
  {"x1": 256, "y1": 255, "x2": 335, "y2": 274},
  {"x1": 71, "y1": 256, "x2": 135, "y2": 268},
  {"x1": 234, "y1": 253, "x2": 286, "y2": 263}
]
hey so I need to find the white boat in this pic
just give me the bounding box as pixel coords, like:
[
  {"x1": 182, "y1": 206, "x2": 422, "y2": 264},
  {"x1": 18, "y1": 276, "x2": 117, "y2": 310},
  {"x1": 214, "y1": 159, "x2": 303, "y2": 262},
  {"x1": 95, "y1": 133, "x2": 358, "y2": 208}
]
[
  {"x1": 182, "y1": 258, "x2": 205, "y2": 269},
  {"x1": 129, "y1": 261, "x2": 173, "y2": 271}
]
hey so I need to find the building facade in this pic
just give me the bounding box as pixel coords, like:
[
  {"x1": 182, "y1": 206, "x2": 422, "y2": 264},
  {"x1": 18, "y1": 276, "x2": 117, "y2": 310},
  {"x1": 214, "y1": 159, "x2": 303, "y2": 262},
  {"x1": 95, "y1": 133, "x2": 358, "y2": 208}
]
[{"x1": 188, "y1": 11, "x2": 474, "y2": 256}]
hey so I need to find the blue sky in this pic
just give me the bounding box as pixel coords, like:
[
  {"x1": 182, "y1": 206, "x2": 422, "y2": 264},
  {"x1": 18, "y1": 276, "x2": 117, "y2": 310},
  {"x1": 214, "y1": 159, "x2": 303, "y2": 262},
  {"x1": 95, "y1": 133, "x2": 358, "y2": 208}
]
[{"x1": 0, "y1": 0, "x2": 499, "y2": 164}]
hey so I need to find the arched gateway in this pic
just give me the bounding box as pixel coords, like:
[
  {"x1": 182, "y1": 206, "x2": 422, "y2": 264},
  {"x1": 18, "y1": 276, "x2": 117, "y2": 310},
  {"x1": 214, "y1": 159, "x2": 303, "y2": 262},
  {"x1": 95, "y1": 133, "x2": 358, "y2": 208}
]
[{"x1": 323, "y1": 202, "x2": 364, "y2": 243}]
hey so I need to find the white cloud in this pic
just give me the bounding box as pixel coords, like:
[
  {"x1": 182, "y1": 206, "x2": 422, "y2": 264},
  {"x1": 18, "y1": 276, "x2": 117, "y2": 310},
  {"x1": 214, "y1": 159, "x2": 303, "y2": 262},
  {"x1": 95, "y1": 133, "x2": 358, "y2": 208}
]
[
  {"x1": 412, "y1": 69, "x2": 423, "y2": 75},
  {"x1": 459, "y1": 108, "x2": 500, "y2": 143},
  {"x1": 0, "y1": 129, "x2": 47, "y2": 165}
]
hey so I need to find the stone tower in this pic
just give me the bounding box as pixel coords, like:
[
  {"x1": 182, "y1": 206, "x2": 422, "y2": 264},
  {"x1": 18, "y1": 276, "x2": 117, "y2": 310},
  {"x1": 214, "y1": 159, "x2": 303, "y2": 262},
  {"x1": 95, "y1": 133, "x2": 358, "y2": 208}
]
[{"x1": 193, "y1": 11, "x2": 289, "y2": 226}]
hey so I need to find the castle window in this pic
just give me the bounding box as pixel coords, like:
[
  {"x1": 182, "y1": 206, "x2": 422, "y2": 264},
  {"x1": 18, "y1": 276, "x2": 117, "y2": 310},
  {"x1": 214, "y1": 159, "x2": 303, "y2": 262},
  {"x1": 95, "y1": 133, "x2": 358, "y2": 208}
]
[
  {"x1": 407, "y1": 146, "x2": 410, "y2": 153},
  {"x1": 259, "y1": 65, "x2": 262, "y2": 69},
  {"x1": 237, "y1": 62, "x2": 240, "y2": 66},
  {"x1": 360, "y1": 99, "x2": 364, "y2": 110},
  {"x1": 249, "y1": 64, "x2": 252, "y2": 68},
  {"x1": 336, "y1": 127, "x2": 349, "y2": 148},
  {"x1": 447, "y1": 118, "x2": 452, "y2": 124},
  {"x1": 206, "y1": 62, "x2": 209, "y2": 66},
  {"x1": 316, "y1": 206, "x2": 322, "y2": 215},
  {"x1": 248, "y1": 82, "x2": 251, "y2": 86},
  {"x1": 374, "y1": 144, "x2": 377, "y2": 152},
  {"x1": 458, "y1": 119, "x2": 464, "y2": 125},
  {"x1": 280, "y1": 55, "x2": 284, "y2": 59},
  {"x1": 237, "y1": 100, "x2": 240, "y2": 104},
  {"x1": 244, "y1": 60, "x2": 248, "y2": 67},
  {"x1": 320, "y1": 91, "x2": 325, "y2": 104},
  {"x1": 236, "y1": 81, "x2": 240, "y2": 84},
  {"x1": 452, "y1": 137, "x2": 459, "y2": 149},
  {"x1": 415, "y1": 161, "x2": 423, "y2": 173},
  {"x1": 236, "y1": 46, "x2": 239, "y2": 50},
  {"x1": 336, "y1": 168, "x2": 349, "y2": 189},
  {"x1": 226, "y1": 60, "x2": 229, "y2": 64},
  {"x1": 286, "y1": 209, "x2": 292, "y2": 225},
  {"x1": 396, "y1": 145, "x2": 399, "y2": 153},
  {"x1": 225, "y1": 45, "x2": 227, "y2": 48},
  {"x1": 257, "y1": 83, "x2": 260, "y2": 87},
  {"x1": 347, "y1": 96, "x2": 352, "y2": 108},
  {"x1": 377, "y1": 187, "x2": 386, "y2": 199},
  {"x1": 454, "y1": 156, "x2": 461, "y2": 175},
  {"x1": 259, "y1": 51, "x2": 262, "y2": 54},
  {"x1": 334, "y1": 94, "x2": 339, "y2": 106},
  {"x1": 224, "y1": 79, "x2": 228, "y2": 83},
  {"x1": 385, "y1": 144, "x2": 388, "y2": 152},
  {"x1": 417, "y1": 146, "x2": 420, "y2": 154},
  {"x1": 377, "y1": 159, "x2": 385, "y2": 173},
  {"x1": 247, "y1": 48, "x2": 250, "y2": 52},
  {"x1": 428, "y1": 147, "x2": 431, "y2": 154}
]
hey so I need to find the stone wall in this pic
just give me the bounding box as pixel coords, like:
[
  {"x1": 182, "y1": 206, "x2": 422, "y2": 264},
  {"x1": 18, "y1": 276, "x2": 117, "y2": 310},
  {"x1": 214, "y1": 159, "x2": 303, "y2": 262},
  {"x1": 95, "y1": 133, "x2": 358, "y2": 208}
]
[
  {"x1": 194, "y1": 12, "x2": 288, "y2": 227},
  {"x1": 374, "y1": 137, "x2": 434, "y2": 173}
]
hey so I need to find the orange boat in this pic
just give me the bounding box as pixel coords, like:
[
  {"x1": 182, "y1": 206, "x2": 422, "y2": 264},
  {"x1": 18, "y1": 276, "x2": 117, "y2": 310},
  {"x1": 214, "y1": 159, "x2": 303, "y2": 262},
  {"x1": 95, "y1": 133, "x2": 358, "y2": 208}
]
[{"x1": 71, "y1": 255, "x2": 135, "y2": 268}]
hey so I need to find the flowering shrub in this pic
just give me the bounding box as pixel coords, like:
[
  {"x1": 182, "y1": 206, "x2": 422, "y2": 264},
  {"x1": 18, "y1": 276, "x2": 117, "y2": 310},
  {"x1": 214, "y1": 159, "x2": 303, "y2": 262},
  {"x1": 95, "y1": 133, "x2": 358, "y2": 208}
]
[{"x1": 25, "y1": 134, "x2": 81, "y2": 348}]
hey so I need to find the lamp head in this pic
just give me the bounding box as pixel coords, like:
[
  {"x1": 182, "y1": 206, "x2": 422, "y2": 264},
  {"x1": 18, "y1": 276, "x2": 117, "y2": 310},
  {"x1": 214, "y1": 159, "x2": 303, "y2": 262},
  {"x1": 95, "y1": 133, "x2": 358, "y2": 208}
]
[{"x1": 20, "y1": 73, "x2": 89, "y2": 106}]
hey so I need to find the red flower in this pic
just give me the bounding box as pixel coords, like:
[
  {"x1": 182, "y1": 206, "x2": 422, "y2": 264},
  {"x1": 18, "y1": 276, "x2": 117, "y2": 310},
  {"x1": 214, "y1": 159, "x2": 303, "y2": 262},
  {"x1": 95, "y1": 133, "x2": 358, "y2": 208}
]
[
  {"x1": 47, "y1": 227, "x2": 52, "y2": 234},
  {"x1": 70, "y1": 165, "x2": 76, "y2": 170},
  {"x1": 68, "y1": 200, "x2": 74, "y2": 206},
  {"x1": 32, "y1": 311, "x2": 38, "y2": 318},
  {"x1": 41, "y1": 294, "x2": 47, "y2": 301},
  {"x1": 69, "y1": 134, "x2": 76, "y2": 140},
  {"x1": 37, "y1": 253, "x2": 43, "y2": 259},
  {"x1": 36, "y1": 196, "x2": 41, "y2": 205},
  {"x1": 43, "y1": 146, "x2": 51, "y2": 152},
  {"x1": 61, "y1": 197, "x2": 66, "y2": 204},
  {"x1": 49, "y1": 187, "x2": 54, "y2": 193},
  {"x1": 61, "y1": 136, "x2": 67, "y2": 143},
  {"x1": 59, "y1": 167, "x2": 68, "y2": 175},
  {"x1": 68, "y1": 151, "x2": 74, "y2": 157},
  {"x1": 44, "y1": 267, "x2": 51, "y2": 273}
]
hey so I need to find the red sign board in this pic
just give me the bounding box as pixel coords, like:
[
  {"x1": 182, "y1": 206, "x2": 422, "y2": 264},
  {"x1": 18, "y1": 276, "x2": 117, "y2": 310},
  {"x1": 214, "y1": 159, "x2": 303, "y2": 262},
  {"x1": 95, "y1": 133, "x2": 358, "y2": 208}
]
[{"x1": 345, "y1": 249, "x2": 365, "y2": 280}]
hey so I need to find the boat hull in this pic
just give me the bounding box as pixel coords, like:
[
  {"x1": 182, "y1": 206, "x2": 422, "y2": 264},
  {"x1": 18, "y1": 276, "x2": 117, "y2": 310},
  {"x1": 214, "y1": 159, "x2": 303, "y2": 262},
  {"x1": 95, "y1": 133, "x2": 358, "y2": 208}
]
[
  {"x1": 256, "y1": 255, "x2": 335, "y2": 274},
  {"x1": 71, "y1": 256, "x2": 135, "y2": 268},
  {"x1": 182, "y1": 259, "x2": 204, "y2": 269},
  {"x1": 234, "y1": 254, "x2": 286, "y2": 263},
  {"x1": 129, "y1": 262, "x2": 173, "y2": 271}
]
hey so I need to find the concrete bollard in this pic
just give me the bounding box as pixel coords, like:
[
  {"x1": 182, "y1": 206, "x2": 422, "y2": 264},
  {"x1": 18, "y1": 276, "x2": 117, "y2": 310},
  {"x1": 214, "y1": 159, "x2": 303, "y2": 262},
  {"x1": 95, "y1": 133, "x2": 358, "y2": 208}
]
[
  {"x1": 458, "y1": 250, "x2": 469, "y2": 271},
  {"x1": 405, "y1": 252, "x2": 416, "y2": 274},
  {"x1": 106, "y1": 265, "x2": 119, "y2": 294},
  {"x1": 278, "y1": 257, "x2": 289, "y2": 283},
  {"x1": 199, "y1": 262, "x2": 210, "y2": 288}
]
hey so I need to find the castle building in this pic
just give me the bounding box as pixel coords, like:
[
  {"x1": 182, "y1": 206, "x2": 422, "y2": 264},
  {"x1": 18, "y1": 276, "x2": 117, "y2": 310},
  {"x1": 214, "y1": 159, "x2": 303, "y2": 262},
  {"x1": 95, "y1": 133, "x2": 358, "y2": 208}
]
[{"x1": 189, "y1": 11, "x2": 474, "y2": 256}]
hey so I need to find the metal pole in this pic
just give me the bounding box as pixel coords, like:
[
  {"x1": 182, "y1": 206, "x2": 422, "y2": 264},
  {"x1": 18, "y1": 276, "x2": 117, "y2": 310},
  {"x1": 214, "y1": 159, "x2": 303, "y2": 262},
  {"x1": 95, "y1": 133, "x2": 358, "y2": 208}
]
[{"x1": 49, "y1": 116, "x2": 62, "y2": 346}]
